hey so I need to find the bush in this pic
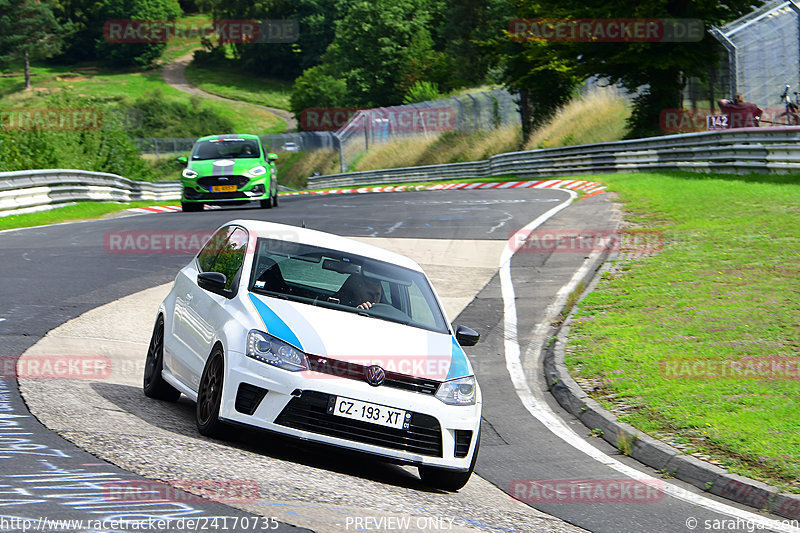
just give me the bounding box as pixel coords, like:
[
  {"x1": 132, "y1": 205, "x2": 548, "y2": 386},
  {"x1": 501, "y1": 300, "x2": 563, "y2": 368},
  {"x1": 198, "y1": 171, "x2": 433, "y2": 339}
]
[
  {"x1": 290, "y1": 65, "x2": 348, "y2": 123},
  {"x1": 0, "y1": 96, "x2": 157, "y2": 180},
  {"x1": 124, "y1": 90, "x2": 234, "y2": 138},
  {"x1": 402, "y1": 81, "x2": 441, "y2": 104}
]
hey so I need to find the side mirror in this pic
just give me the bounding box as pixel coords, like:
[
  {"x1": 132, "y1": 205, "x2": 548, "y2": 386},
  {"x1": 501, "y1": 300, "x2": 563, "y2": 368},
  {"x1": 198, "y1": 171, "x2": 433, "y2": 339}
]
[
  {"x1": 197, "y1": 271, "x2": 227, "y2": 295},
  {"x1": 455, "y1": 325, "x2": 480, "y2": 347},
  {"x1": 177, "y1": 156, "x2": 188, "y2": 164},
  {"x1": 267, "y1": 153, "x2": 278, "y2": 161}
]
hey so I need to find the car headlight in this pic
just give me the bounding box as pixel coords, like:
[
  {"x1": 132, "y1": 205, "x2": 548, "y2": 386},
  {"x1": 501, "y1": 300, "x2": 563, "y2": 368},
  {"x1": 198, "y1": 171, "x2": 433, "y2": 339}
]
[
  {"x1": 246, "y1": 330, "x2": 308, "y2": 372},
  {"x1": 435, "y1": 375, "x2": 476, "y2": 405},
  {"x1": 247, "y1": 166, "x2": 267, "y2": 177},
  {"x1": 182, "y1": 168, "x2": 198, "y2": 179}
]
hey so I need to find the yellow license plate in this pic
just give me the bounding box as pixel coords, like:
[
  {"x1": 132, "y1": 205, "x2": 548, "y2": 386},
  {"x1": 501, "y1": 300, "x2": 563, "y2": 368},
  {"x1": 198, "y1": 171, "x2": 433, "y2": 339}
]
[{"x1": 211, "y1": 185, "x2": 237, "y2": 192}]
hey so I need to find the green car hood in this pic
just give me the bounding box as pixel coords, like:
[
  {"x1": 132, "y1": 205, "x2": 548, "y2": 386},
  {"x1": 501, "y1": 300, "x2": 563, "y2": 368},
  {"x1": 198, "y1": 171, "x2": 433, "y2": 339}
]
[{"x1": 188, "y1": 158, "x2": 267, "y2": 177}]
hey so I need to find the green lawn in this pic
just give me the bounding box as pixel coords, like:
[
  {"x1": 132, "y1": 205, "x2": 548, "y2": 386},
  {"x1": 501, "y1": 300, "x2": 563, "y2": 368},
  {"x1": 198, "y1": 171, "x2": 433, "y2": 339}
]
[
  {"x1": 565, "y1": 171, "x2": 800, "y2": 492},
  {"x1": 0, "y1": 63, "x2": 284, "y2": 135},
  {"x1": 185, "y1": 62, "x2": 292, "y2": 110},
  {"x1": 0, "y1": 201, "x2": 170, "y2": 231}
]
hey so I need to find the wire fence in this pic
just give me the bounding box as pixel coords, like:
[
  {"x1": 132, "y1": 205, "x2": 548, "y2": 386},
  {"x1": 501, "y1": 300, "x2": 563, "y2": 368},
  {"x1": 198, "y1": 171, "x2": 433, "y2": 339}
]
[
  {"x1": 687, "y1": 0, "x2": 800, "y2": 113},
  {"x1": 132, "y1": 89, "x2": 520, "y2": 171},
  {"x1": 333, "y1": 89, "x2": 520, "y2": 172},
  {"x1": 134, "y1": 132, "x2": 338, "y2": 156}
]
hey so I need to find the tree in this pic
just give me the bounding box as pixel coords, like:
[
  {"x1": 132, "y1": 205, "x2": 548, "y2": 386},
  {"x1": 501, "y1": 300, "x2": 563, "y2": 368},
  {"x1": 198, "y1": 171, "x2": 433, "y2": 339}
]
[
  {"x1": 50, "y1": 0, "x2": 105, "y2": 63},
  {"x1": 94, "y1": 0, "x2": 181, "y2": 67},
  {"x1": 438, "y1": 0, "x2": 510, "y2": 88},
  {"x1": 0, "y1": 0, "x2": 70, "y2": 89},
  {"x1": 327, "y1": 0, "x2": 441, "y2": 107},
  {"x1": 488, "y1": 1, "x2": 579, "y2": 145},
  {"x1": 289, "y1": 65, "x2": 348, "y2": 120},
  {"x1": 200, "y1": 0, "x2": 355, "y2": 81}
]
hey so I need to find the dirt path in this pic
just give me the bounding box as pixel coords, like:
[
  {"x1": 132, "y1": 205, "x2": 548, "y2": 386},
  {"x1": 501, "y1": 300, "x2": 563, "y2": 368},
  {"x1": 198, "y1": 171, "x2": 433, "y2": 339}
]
[{"x1": 161, "y1": 51, "x2": 297, "y2": 132}]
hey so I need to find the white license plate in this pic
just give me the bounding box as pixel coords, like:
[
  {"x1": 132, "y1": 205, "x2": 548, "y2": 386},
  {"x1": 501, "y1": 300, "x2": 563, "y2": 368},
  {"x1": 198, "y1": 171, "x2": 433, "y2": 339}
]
[{"x1": 330, "y1": 396, "x2": 408, "y2": 430}]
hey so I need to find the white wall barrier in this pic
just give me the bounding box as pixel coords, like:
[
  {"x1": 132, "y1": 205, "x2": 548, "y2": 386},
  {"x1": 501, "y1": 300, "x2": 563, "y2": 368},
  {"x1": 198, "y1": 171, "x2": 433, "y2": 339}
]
[{"x1": 0, "y1": 170, "x2": 181, "y2": 215}]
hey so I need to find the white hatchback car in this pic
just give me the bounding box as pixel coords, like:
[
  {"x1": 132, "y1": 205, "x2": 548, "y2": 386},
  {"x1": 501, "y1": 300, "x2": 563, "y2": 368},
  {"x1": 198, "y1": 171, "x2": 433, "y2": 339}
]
[{"x1": 143, "y1": 220, "x2": 482, "y2": 490}]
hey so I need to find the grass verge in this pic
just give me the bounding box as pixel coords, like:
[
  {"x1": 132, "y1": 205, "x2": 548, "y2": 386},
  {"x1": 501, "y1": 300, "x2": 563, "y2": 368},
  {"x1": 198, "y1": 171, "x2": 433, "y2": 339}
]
[
  {"x1": 184, "y1": 62, "x2": 292, "y2": 111},
  {"x1": 0, "y1": 201, "x2": 166, "y2": 231},
  {"x1": 565, "y1": 171, "x2": 800, "y2": 491}
]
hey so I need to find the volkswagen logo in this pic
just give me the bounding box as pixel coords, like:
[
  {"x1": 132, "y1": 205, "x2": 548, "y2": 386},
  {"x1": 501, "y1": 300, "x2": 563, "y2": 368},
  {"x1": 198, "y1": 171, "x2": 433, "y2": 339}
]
[{"x1": 365, "y1": 365, "x2": 385, "y2": 387}]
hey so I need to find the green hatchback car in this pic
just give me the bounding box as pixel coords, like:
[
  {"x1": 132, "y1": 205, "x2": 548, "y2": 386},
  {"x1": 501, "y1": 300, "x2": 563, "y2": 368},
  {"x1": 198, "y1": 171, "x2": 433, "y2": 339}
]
[{"x1": 179, "y1": 134, "x2": 279, "y2": 212}]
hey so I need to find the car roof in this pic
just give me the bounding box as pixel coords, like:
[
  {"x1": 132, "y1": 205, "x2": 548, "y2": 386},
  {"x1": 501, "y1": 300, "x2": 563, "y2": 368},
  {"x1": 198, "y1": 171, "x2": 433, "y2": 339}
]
[
  {"x1": 196, "y1": 134, "x2": 261, "y2": 142},
  {"x1": 226, "y1": 219, "x2": 424, "y2": 272}
]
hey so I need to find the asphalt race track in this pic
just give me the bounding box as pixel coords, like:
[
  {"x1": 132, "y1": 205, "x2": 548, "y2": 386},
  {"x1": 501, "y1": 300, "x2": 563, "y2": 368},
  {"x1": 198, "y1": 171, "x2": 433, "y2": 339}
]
[{"x1": 1, "y1": 189, "x2": 796, "y2": 533}]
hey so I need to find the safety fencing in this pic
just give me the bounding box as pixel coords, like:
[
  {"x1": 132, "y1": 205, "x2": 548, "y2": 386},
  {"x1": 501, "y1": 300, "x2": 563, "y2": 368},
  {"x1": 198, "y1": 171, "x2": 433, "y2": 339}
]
[
  {"x1": 134, "y1": 132, "x2": 339, "y2": 156},
  {"x1": 333, "y1": 89, "x2": 519, "y2": 171},
  {"x1": 0, "y1": 170, "x2": 180, "y2": 216},
  {"x1": 309, "y1": 127, "x2": 800, "y2": 189},
  {"x1": 4, "y1": 128, "x2": 800, "y2": 216}
]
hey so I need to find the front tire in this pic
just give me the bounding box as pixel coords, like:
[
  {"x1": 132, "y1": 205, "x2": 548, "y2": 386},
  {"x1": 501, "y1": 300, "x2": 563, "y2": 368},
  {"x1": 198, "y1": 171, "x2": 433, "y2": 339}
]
[
  {"x1": 143, "y1": 316, "x2": 181, "y2": 401},
  {"x1": 418, "y1": 429, "x2": 480, "y2": 491},
  {"x1": 272, "y1": 189, "x2": 279, "y2": 207},
  {"x1": 196, "y1": 346, "x2": 228, "y2": 438}
]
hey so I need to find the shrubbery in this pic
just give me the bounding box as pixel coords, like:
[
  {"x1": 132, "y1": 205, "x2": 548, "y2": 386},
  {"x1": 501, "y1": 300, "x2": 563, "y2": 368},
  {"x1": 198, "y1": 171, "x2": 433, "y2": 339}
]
[{"x1": 124, "y1": 90, "x2": 234, "y2": 138}]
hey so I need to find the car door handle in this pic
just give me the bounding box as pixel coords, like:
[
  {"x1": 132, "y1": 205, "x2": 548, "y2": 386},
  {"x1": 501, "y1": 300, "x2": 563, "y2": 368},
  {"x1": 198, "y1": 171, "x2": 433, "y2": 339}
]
[{"x1": 185, "y1": 293, "x2": 193, "y2": 302}]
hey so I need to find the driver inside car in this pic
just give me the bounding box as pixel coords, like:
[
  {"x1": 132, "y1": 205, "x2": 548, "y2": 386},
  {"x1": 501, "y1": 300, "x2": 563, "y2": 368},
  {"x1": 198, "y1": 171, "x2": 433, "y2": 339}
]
[{"x1": 338, "y1": 275, "x2": 382, "y2": 310}]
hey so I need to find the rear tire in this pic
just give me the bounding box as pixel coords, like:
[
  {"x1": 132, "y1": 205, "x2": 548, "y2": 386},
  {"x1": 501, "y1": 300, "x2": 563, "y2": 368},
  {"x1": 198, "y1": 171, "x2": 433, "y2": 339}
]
[
  {"x1": 196, "y1": 346, "x2": 228, "y2": 438},
  {"x1": 143, "y1": 316, "x2": 181, "y2": 401},
  {"x1": 418, "y1": 428, "x2": 480, "y2": 491},
  {"x1": 181, "y1": 201, "x2": 202, "y2": 212}
]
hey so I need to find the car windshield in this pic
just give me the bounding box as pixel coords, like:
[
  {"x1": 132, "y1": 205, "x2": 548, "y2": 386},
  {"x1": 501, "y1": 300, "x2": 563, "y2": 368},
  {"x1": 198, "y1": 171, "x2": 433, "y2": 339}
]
[
  {"x1": 249, "y1": 238, "x2": 449, "y2": 334},
  {"x1": 192, "y1": 139, "x2": 261, "y2": 160}
]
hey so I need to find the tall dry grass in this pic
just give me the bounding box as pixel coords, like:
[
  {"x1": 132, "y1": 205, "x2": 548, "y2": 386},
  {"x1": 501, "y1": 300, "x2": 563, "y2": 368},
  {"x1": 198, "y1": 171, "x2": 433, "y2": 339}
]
[
  {"x1": 524, "y1": 86, "x2": 631, "y2": 150},
  {"x1": 276, "y1": 150, "x2": 338, "y2": 189},
  {"x1": 283, "y1": 85, "x2": 630, "y2": 187},
  {"x1": 352, "y1": 124, "x2": 522, "y2": 172}
]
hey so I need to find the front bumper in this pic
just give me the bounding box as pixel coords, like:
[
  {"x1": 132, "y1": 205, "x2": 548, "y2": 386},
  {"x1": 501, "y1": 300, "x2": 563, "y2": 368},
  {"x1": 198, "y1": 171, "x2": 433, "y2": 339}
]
[
  {"x1": 220, "y1": 351, "x2": 482, "y2": 470},
  {"x1": 181, "y1": 176, "x2": 269, "y2": 203}
]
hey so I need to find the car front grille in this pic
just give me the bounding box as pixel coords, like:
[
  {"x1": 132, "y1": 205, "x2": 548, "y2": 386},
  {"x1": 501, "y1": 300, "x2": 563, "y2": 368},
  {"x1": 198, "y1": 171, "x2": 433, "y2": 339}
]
[
  {"x1": 306, "y1": 354, "x2": 441, "y2": 396},
  {"x1": 274, "y1": 391, "x2": 443, "y2": 457},
  {"x1": 197, "y1": 176, "x2": 250, "y2": 189}
]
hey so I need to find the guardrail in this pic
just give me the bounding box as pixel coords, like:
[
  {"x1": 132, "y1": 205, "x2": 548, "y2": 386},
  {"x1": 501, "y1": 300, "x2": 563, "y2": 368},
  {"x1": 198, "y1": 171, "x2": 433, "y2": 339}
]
[
  {"x1": 0, "y1": 169, "x2": 181, "y2": 215},
  {"x1": 308, "y1": 127, "x2": 800, "y2": 188}
]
